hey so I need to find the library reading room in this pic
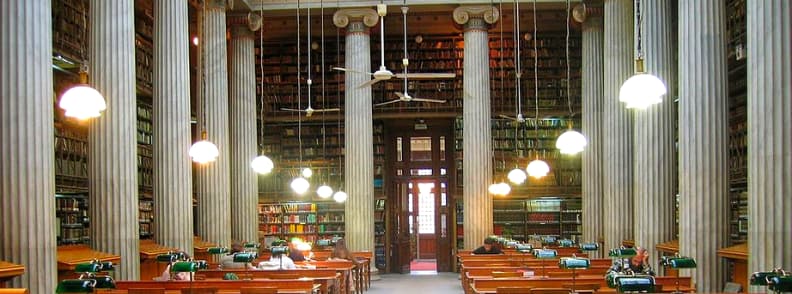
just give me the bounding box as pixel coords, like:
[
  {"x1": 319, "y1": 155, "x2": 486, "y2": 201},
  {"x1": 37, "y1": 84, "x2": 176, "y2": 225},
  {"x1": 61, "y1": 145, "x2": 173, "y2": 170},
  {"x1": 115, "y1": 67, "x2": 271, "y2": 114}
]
[{"x1": 1, "y1": 0, "x2": 790, "y2": 293}]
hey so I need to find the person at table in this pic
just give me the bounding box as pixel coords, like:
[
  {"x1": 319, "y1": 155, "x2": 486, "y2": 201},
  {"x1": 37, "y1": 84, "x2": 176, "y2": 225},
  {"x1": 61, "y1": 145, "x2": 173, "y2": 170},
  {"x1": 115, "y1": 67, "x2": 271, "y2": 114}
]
[
  {"x1": 607, "y1": 247, "x2": 655, "y2": 276},
  {"x1": 288, "y1": 241, "x2": 314, "y2": 262},
  {"x1": 154, "y1": 251, "x2": 191, "y2": 281},
  {"x1": 219, "y1": 243, "x2": 257, "y2": 270},
  {"x1": 329, "y1": 238, "x2": 354, "y2": 261},
  {"x1": 258, "y1": 240, "x2": 297, "y2": 270},
  {"x1": 472, "y1": 238, "x2": 503, "y2": 255}
]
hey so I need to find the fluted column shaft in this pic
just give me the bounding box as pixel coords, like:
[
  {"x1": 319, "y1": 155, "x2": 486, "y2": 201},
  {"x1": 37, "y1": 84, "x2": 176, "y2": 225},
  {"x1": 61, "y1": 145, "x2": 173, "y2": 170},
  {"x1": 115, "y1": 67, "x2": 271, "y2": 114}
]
[
  {"x1": 196, "y1": 0, "x2": 231, "y2": 247},
  {"x1": 633, "y1": 0, "x2": 676, "y2": 272},
  {"x1": 88, "y1": 0, "x2": 140, "y2": 280},
  {"x1": 229, "y1": 25, "x2": 258, "y2": 243},
  {"x1": 602, "y1": 0, "x2": 633, "y2": 250},
  {"x1": 678, "y1": 1, "x2": 729, "y2": 291},
  {"x1": 334, "y1": 9, "x2": 377, "y2": 253},
  {"x1": 153, "y1": 0, "x2": 194, "y2": 254},
  {"x1": 0, "y1": 1, "x2": 57, "y2": 291},
  {"x1": 580, "y1": 9, "x2": 604, "y2": 258},
  {"x1": 454, "y1": 6, "x2": 498, "y2": 250},
  {"x1": 746, "y1": 0, "x2": 792, "y2": 285}
]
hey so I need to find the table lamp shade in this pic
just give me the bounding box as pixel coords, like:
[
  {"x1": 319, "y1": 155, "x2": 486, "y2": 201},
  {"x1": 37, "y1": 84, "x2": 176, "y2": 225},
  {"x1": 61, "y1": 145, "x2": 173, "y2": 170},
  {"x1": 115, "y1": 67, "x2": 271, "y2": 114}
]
[
  {"x1": 580, "y1": 243, "x2": 599, "y2": 251},
  {"x1": 506, "y1": 241, "x2": 519, "y2": 248},
  {"x1": 750, "y1": 272, "x2": 778, "y2": 286},
  {"x1": 100, "y1": 261, "x2": 114, "y2": 271},
  {"x1": 74, "y1": 263, "x2": 101, "y2": 273},
  {"x1": 171, "y1": 261, "x2": 198, "y2": 273},
  {"x1": 233, "y1": 252, "x2": 257, "y2": 263},
  {"x1": 93, "y1": 275, "x2": 116, "y2": 289},
  {"x1": 244, "y1": 242, "x2": 260, "y2": 249},
  {"x1": 534, "y1": 249, "x2": 558, "y2": 259},
  {"x1": 271, "y1": 239, "x2": 288, "y2": 247},
  {"x1": 194, "y1": 260, "x2": 209, "y2": 269},
  {"x1": 56, "y1": 279, "x2": 95, "y2": 293},
  {"x1": 558, "y1": 239, "x2": 574, "y2": 247},
  {"x1": 609, "y1": 248, "x2": 637, "y2": 258},
  {"x1": 208, "y1": 247, "x2": 229, "y2": 254},
  {"x1": 316, "y1": 239, "x2": 332, "y2": 247},
  {"x1": 559, "y1": 257, "x2": 590, "y2": 269},
  {"x1": 768, "y1": 276, "x2": 792, "y2": 292},
  {"x1": 616, "y1": 276, "x2": 655, "y2": 292},
  {"x1": 157, "y1": 253, "x2": 178, "y2": 263},
  {"x1": 666, "y1": 257, "x2": 697, "y2": 269},
  {"x1": 542, "y1": 236, "x2": 557, "y2": 244},
  {"x1": 516, "y1": 244, "x2": 533, "y2": 253},
  {"x1": 271, "y1": 246, "x2": 289, "y2": 256}
]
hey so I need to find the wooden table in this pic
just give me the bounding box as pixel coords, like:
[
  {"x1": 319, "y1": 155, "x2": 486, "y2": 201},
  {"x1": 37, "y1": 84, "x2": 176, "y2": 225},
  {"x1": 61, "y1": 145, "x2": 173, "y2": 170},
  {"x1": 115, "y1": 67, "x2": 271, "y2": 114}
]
[
  {"x1": 113, "y1": 279, "x2": 318, "y2": 294},
  {"x1": 469, "y1": 275, "x2": 694, "y2": 294},
  {"x1": 718, "y1": 242, "x2": 748, "y2": 292},
  {"x1": 195, "y1": 269, "x2": 339, "y2": 294},
  {"x1": 194, "y1": 237, "x2": 218, "y2": 262},
  {"x1": 57, "y1": 245, "x2": 120, "y2": 281},
  {"x1": 655, "y1": 239, "x2": 679, "y2": 277},
  {"x1": 139, "y1": 240, "x2": 178, "y2": 281},
  {"x1": 0, "y1": 261, "x2": 24, "y2": 288},
  {"x1": 297, "y1": 261, "x2": 355, "y2": 294}
]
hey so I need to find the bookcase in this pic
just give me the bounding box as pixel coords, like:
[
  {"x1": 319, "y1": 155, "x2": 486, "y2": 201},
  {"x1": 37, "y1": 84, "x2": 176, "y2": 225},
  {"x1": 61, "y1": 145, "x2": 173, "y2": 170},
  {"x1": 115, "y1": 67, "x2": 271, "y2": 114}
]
[
  {"x1": 52, "y1": 0, "x2": 89, "y2": 63},
  {"x1": 726, "y1": 0, "x2": 747, "y2": 245},
  {"x1": 257, "y1": 201, "x2": 346, "y2": 244},
  {"x1": 56, "y1": 192, "x2": 90, "y2": 245}
]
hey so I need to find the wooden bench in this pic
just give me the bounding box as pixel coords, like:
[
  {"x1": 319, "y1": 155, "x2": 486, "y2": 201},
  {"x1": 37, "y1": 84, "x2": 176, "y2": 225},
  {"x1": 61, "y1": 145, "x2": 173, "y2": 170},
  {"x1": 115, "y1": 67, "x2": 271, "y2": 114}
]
[
  {"x1": 113, "y1": 280, "x2": 316, "y2": 294},
  {"x1": 469, "y1": 276, "x2": 693, "y2": 294},
  {"x1": 0, "y1": 261, "x2": 24, "y2": 288},
  {"x1": 461, "y1": 267, "x2": 610, "y2": 293},
  {"x1": 194, "y1": 269, "x2": 339, "y2": 294}
]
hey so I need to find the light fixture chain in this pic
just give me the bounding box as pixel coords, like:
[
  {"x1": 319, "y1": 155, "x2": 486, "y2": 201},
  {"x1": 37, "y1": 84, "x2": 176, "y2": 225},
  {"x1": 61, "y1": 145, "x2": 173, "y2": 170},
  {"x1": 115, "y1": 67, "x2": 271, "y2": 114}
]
[
  {"x1": 259, "y1": 5, "x2": 265, "y2": 150},
  {"x1": 321, "y1": 0, "x2": 327, "y2": 184},
  {"x1": 566, "y1": 0, "x2": 573, "y2": 117},
  {"x1": 532, "y1": 0, "x2": 539, "y2": 157},
  {"x1": 297, "y1": 0, "x2": 303, "y2": 167}
]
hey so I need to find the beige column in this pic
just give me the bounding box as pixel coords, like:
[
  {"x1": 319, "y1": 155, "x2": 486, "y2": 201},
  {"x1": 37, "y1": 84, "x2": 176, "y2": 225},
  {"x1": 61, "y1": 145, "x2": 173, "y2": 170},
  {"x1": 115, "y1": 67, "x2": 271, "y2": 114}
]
[
  {"x1": 678, "y1": 0, "x2": 729, "y2": 291},
  {"x1": 196, "y1": 0, "x2": 231, "y2": 247},
  {"x1": 88, "y1": 0, "x2": 140, "y2": 279},
  {"x1": 602, "y1": 0, "x2": 633, "y2": 250},
  {"x1": 153, "y1": 0, "x2": 194, "y2": 254},
  {"x1": 0, "y1": 0, "x2": 58, "y2": 291},
  {"x1": 578, "y1": 3, "x2": 604, "y2": 257},
  {"x1": 746, "y1": 0, "x2": 792, "y2": 285},
  {"x1": 333, "y1": 9, "x2": 378, "y2": 253},
  {"x1": 632, "y1": 0, "x2": 676, "y2": 271},
  {"x1": 453, "y1": 5, "x2": 499, "y2": 250},
  {"x1": 229, "y1": 21, "x2": 259, "y2": 243}
]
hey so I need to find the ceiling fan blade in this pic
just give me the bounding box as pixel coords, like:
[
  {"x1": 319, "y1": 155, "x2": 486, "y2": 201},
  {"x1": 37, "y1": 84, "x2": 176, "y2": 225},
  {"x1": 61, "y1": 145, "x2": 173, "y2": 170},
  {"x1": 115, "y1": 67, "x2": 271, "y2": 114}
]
[
  {"x1": 411, "y1": 98, "x2": 446, "y2": 103},
  {"x1": 357, "y1": 78, "x2": 381, "y2": 89},
  {"x1": 395, "y1": 73, "x2": 457, "y2": 79},
  {"x1": 332, "y1": 67, "x2": 372, "y2": 75},
  {"x1": 311, "y1": 108, "x2": 341, "y2": 113},
  {"x1": 374, "y1": 100, "x2": 402, "y2": 107},
  {"x1": 281, "y1": 108, "x2": 306, "y2": 112},
  {"x1": 498, "y1": 114, "x2": 519, "y2": 121},
  {"x1": 394, "y1": 92, "x2": 407, "y2": 100}
]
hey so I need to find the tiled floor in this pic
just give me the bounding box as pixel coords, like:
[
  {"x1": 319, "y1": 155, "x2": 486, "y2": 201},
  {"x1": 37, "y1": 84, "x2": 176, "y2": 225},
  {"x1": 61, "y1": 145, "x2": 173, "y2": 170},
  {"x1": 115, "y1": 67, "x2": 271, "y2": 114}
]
[{"x1": 367, "y1": 272, "x2": 463, "y2": 293}]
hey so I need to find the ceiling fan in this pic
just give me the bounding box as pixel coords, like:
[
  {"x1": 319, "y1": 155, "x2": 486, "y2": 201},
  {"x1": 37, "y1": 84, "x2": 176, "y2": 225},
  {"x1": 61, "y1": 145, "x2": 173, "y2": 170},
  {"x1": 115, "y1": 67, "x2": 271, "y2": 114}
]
[
  {"x1": 375, "y1": 3, "x2": 446, "y2": 107},
  {"x1": 333, "y1": 2, "x2": 455, "y2": 89},
  {"x1": 282, "y1": 3, "x2": 340, "y2": 117}
]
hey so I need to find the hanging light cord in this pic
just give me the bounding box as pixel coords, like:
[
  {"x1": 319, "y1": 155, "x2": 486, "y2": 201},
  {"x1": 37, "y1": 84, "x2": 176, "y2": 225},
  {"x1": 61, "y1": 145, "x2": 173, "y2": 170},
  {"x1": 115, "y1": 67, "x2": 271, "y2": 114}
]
[
  {"x1": 321, "y1": 0, "x2": 327, "y2": 184},
  {"x1": 297, "y1": 0, "x2": 303, "y2": 169},
  {"x1": 259, "y1": 6, "x2": 265, "y2": 152},
  {"x1": 200, "y1": 0, "x2": 207, "y2": 135},
  {"x1": 532, "y1": 0, "x2": 539, "y2": 159},
  {"x1": 634, "y1": 0, "x2": 643, "y2": 60},
  {"x1": 565, "y1": 0, "x2": 573, "y2": 118},
  {"x1": 513, "y1": 0, "x2": 521, "y2": 162},
  {"x1": 336, "y1": 0, "x2": 343, "y2": 189}
]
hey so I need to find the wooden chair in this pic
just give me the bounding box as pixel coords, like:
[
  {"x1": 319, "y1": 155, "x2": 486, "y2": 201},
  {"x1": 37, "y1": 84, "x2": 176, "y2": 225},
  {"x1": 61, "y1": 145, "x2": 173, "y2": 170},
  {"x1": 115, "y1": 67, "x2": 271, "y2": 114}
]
[
  {"x1": 239, "y1": 288, "x2": 278, "y2": 294},
  {"x1": 562, "y1": 283, "x2": 600, "y2": 293},
  {"x1": 497, "y1": 287, "x2": 533, "y2": 293},
  {"x1": 180, "y1": 288, "x2": 218, "y2": 294},
  {"x1": 529, "y1": 288, "x2": 572, "y2": 294},
  {"x1": 127, "y1": 289, "x2": 165, "y2": 294},
  {"x1": 493, "y1": 271, "x2": 523, "y2": 278}
]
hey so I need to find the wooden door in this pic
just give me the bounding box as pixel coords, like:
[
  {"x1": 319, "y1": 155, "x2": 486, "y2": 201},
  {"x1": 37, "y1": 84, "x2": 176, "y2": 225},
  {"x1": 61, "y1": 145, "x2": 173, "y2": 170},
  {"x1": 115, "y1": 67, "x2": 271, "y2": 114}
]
[
  {"x1": 390, "y1": 181, "x2": 411, "y2": 273},
  {"x1": 414, "y1": 181, "x2": 437, "y2": 260}
]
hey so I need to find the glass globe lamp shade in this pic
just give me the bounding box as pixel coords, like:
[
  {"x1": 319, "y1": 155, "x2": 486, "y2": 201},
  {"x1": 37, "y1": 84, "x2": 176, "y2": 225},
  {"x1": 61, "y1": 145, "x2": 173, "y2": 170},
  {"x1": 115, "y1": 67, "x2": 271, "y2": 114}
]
[
  {"x1": 488, "y1": 183, "x2": 499, "y2": 195},
  {"x1": 333, "y1": 190, "x2": 348, "y2": 203},
  {"x1": 316, "y1": 185, "x2": 334, "y2": 199},
  {"x1": 556, "y1": 130, "x2": 588, "y2": 155},
  {"x1": 508, "y1": 168, "x2": 527, "y2": 185},
  {"x1": 526, "y1": 159, "x2": 550, "y2": 179},
  {"x1": 250, "y1": 155, "x2": 274, "y2": 174},
  {"x1": 290, "y1": 177, "x2": 310, "y2": 195},
  {"x1": 59, "y1": 84, "x2": 106, "y2": 120},
  {"x1": 497, "y1": 182, "x2": 511, "y2": 196},
  {"x1": 189, "y1": 140, "x2": 219, "y2": 164},
  {"x1": 619, "y1": 73, "x2": 665, "y2": 109},
  {"x1": 301, "y1": 167, "x2": 313, "y2": 178}
]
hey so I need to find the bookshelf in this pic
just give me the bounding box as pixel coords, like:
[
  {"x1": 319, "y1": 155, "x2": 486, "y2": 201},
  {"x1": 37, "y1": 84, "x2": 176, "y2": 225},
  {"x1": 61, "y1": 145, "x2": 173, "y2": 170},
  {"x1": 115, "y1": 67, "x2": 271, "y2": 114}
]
[
  {"x1": 726, "y1": 0, "x2": 747, "y2": 245},
  {"x1": 257, "y1": 201, "x2": 346, "y2": 244},
  {"x1": 52, "y1": 0, "x2": 89, "y2": 64},
  {"x1": 55, "y1": 193, "x2": 90, "y2": 245}
]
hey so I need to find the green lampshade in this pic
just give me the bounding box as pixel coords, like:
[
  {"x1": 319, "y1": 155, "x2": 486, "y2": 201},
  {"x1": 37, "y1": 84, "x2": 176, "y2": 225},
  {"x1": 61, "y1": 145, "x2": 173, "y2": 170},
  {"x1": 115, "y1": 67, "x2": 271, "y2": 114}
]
[
  {"x1": 558, "y1": 239, "x2": 574, "y2": 247},
  {"x1": 750, "y1": 272, "x2": 779, "y2": 286},
  {"x1": 616, "y1": 276, "x2": 655, "y2": 293},
  {"x1": 271, "y1": 246, "x2": 289, "y2": 256},
  {"x1": 74, "y1": 263, "x2": 101, "y2": 273},
  {"x1": 223, "y1": 272, "x2": 240, "y2": 280},
  {"x1": 92, "y1": 275, "x2": 116, "y2": 289},
  {"x1": 542, "y1": 236, "x2": 557, "y2": 244},
  {"x1": 664, "y1": 257, "x2": 697, "y2": 269},
  {"x1": 56, "y1": 279, "x2": 95, "y2": 293},
  {"x1": 233, "y1": 252, "x2": 257, "y2": 263},
  {"x1": 99, "y1": 261, "x2": 114, "y2": 271},
  {"x1": 207, "y1": 247, "x2": 229, "y2": 254},
  {"x1": 609, "y1": 248, "x2": 637, "y2": 258},
  {"x1": 580, "y1": 243, "x2": 599, "y2": 251},
  {"x1": 194, "y1": 260, "x2": 209, "y2": 269},
  {"x1": 558, "y1": 257, "x2": 590, "y2": 269},
  {"x1": 171, "y1": 261, "x2": 198, "y2": 273},
  {"x1": 244, "y1": 242, "x2": 260, "y2": 249},
  {"x1": 316, "y1": 239, "x2": 332, "y2": 247},
  {"x1": 768, "y1": 275, "x2": 792, "y2": 292},
  {"x1": 506, "y1": 240, "x2": 519, "y2": 248},
  {"x1": 516, "y1": 244, "x2": 533, "y2": 253},
  {"x1": 157, "y1": 253, "x2": 178, "y2": 263},
  {"x1": 534, "y1": 249, "x2": 558, "y2": 259},
  {"x1": 271, "y1": 239, "x2": 288, "y2": 247}
]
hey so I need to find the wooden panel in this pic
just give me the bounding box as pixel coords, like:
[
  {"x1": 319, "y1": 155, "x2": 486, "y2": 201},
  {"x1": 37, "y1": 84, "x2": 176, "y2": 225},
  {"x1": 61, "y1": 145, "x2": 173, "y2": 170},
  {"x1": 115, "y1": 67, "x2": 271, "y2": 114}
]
[{"x1": 418, "y1": 234, "x2": 436, "y2": 259}]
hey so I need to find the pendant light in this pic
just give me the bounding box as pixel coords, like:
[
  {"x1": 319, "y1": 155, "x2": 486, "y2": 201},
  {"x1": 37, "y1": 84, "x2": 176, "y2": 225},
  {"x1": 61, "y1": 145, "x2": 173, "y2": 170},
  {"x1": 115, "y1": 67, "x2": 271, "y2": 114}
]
[
  {"x1": 331, "y1": 0, "x2": 346, "y2": 203},
  {"x1": 526, "y1": 0, "x2": 550, "y2": 179},
  {"x1": 290, "y1": 0, "x2": 309, "y2": 195},
  {"x1": 555, "y1": 0, "x2": 587, "y2": 155},
  {"x1": 251, "y1": 7, "x2": 274, "y2": 174},
  {"x1": 619, "y1": 0, "x2": 666, "y2": 109},
  {"x1": 507, "y1": 0, "x2": 527, "y2": 186},
  {"x1": 315, "y1": 0, "x2": 333, "y2": 199},
  {"x1": 59, "y1": 11, "x2": 106, "y2": 120},
  {"x1": 190, "y1": 0, "x2": 219, "y2": 164}
]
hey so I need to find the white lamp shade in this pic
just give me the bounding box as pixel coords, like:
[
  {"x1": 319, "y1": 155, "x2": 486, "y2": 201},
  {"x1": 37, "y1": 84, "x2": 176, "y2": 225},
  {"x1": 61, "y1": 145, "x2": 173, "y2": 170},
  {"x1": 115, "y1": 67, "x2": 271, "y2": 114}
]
[
  {"x1": 296, "y1": 242, "x2": 312, "y2": 251},
  {"x1": 301, "y1": 167, "x2": 313, "y2": 178},
  {"x1": 189, "y1": 140, "x2": 219, "y2": 164},
  {"x1": 316, "y1": 185, "x2": 334, "y2": 199},
  {"x1": 59, "y1": 85, "x2": 107, "y2": 120},
  {"x1": 619, "y1": 73, "x2": 666, "y2": 109},
  {"x1": 508, "y1": 168, "x2": 527, "y2": 185},
  {"x1": 251, "y1": 155, "x2": 274, "y2": 174},
  {"x1": 333, "y1": 190, "x2": 348, "y2": 203},
  {"x1": 291, "y1": 177, "x2": 310, "y2": 195},
  {"x1": 526, "y1": 159, "x2": 550, "y2": 179},
  {"x1": 556, "y1": 130, "x2": 588, "y2": 155},
  {"x1": 488, "y1": 183, "x2": 499, "y2": 195},
  {"x1": 497, "y1": 182, "x2": 511, "y2": 196}
]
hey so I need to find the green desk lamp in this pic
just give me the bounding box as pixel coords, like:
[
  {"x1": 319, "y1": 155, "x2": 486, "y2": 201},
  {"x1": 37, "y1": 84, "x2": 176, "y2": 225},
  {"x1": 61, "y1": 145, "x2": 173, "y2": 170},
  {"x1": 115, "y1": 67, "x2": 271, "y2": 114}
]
[
  {"x1": 56, "y1": 279, "x2": 95, "y2": 293},
  {"x1": 207, "y1": 247, "x2": 229, "y2": 255},
  {"x1": 751, "y1": 268, "x2": 792, "y2": 294},
  {"x1": 533, "y1": 248, "x2": 558, "y2": 278},
  {"x1": 171, "y1": 261, "x2": 199, "y2": 281},
  {"x1": 660, "y1": 254, "x2": 697, "y2": 293},
  {"x1": 244, "y1": 242, "x2": 260, "y2": 252},
  {"x1": 559, "y1": 256, "x2": 590, "y2": 289},
  {"x1": 233, "y1": 252, "x2": 258, "y2": 263},
  {"x1": 615, "y1": 275, "x2": 655, "y2": 293},
  {"x1": 270, "y1": 245, "x2": 291, "y2": 270},
  {"x1": 516, "y1": 244, "x2": 533, "y2": 253},
  {"x1": 558, "y1": 239, "x2": 574, "y2": 248},
  {"x1": 580, "y1": 242, "x2": 600, "y2": 257}
]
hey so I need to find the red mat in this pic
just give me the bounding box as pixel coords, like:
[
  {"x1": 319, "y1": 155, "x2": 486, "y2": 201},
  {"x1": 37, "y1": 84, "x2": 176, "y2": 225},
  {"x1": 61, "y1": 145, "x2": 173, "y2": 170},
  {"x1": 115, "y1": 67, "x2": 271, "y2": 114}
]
[{"x1": 410, "y1": 260, "x2": 437, "y2": 271}]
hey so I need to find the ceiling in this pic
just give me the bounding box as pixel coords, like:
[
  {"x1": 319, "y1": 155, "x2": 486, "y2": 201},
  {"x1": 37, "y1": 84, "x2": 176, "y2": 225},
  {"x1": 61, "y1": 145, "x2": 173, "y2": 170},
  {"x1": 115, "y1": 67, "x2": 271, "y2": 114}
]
[{"x1": 245, "y1": 0, "x2": 581, "y2": 11}]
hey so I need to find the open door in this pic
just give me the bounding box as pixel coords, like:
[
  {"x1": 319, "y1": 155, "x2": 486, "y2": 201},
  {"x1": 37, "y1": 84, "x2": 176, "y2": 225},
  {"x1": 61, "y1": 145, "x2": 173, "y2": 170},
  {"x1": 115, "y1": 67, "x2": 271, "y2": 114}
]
[{"x1": 391, "y1": 181, "x2": 411, "y2": 273}]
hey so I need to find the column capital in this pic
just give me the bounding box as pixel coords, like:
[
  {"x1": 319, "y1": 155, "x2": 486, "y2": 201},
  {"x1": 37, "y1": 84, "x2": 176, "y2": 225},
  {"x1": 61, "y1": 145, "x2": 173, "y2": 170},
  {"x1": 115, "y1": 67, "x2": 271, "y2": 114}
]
[
  {"x1": 333, "y1": 8, "x2": 379, "y2": 31},
  {"x1": 453, "y1": 5, "x2": 499, "y2": 30},
  {"x1": 573, "y1": 2, "x2": 604, "y2": 24},
  {"x1": 228, "y1": 14, "x2": 261, "y2": 39}
]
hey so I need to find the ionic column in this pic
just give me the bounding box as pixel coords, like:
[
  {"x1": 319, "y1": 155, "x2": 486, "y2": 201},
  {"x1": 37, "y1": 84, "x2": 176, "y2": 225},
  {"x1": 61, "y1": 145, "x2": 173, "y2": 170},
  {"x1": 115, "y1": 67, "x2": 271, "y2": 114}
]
[
  {"x1": 632, "y1": 0, "x2": 676, "y2": 271},
  {"x1": 0, "y1": 1, "x2": 58, "y2": 291},
  {"x1": 88, "y1": 0, "x2": 140, "y2": 279},
  {"x1": 678, "y1": 0, "x2": 729, "y2": 291},
  {"x1": 453, "y1": 5, "x2": 499, "y2": 250},
  {"x1": 578, "y1": 3, "x2": 604, "y2": 258},
  {"x1": 602, "y1": 0, "x2": 633, "y2": 250},
  {"x1": 229, "y1": 20, "x2": 258, "y2": 243},
  {"x1": 196, "y1": 0, "x2": 231, "y2": 247},
  {"x1": 746, "y1": 0, "x2": 792, "y2": 285},
  {"x1": 333, "y1": 8, "x2": 378, "y2": 253},
  {"x1": 153, "y1": 0, "x2": 194, "y2": 254}
]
